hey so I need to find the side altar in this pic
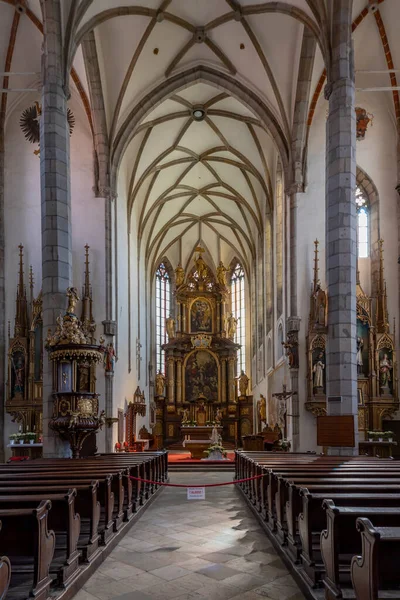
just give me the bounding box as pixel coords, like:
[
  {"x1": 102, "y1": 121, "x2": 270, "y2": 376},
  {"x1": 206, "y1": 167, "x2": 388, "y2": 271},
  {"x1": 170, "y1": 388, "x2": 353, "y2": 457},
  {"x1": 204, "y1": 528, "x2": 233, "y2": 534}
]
[{"x1": 152, "y1": 248, "x2": 253, "y2": 448}]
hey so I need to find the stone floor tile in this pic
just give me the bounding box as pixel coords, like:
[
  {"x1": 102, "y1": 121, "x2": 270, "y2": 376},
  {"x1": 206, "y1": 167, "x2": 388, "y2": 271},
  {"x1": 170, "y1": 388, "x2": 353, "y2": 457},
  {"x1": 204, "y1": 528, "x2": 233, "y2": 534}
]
[
  {"x1": 221, "y1": 572, "x2": 270, "y2": 592},
  {"x1": 72, "y1": 591, "x2": 102, "y2": 600},
  {"x1": 148, "y1": 564, "x2": 192, "y2": 581},
  {"x1": 179, "y1": 557, "x2": 218, "y2": 571},
  {"x1": 197, "y1": 563, "x2": 242, "y2": 581}
]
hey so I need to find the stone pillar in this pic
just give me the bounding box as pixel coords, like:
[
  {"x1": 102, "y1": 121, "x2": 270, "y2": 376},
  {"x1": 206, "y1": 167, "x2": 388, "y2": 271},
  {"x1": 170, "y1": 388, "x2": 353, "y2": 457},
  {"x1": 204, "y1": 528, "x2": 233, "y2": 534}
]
[
  {"x1": 325, "y1": 0, "x2": 358, "y2": 454},
  {"x1": 167, "y1": 357, "x2": 175, "y2": 405},
  {"x1": 105, "y1": 372, "x2": 114, "y2": 453},
  {"x1": 40, "y1": 0, "x2": 72, "y2": 457},
  {"x1": 221, "y1": 358, "x2": 227, "y2": 403},
  {"x1": 176, "y1": 359, "x2": 182, "y2": 405}
]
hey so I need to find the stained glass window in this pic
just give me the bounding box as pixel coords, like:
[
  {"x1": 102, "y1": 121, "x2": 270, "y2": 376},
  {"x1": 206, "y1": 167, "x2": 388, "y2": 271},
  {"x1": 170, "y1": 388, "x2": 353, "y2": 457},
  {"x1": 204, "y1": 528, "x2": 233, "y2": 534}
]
[
  {"x1": 356, "y1": 186, "x2": 369, "y2": 258},
  {"x1": 155, "y1": 263, "x2": 170, "y2": 373},
  {"x1": 231, "y1": 263, "x2": 246, "y2": 373}
]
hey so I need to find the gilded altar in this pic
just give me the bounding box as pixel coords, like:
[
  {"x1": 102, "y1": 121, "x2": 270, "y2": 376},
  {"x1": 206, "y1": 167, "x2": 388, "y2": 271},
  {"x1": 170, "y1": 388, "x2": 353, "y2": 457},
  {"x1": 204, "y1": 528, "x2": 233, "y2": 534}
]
[
  {"x1": 153, "y1": 248, "x2": 253, "y2": 448},
  {"x1": 305, "y1": 239, "x2": 399, "y2": 438}
]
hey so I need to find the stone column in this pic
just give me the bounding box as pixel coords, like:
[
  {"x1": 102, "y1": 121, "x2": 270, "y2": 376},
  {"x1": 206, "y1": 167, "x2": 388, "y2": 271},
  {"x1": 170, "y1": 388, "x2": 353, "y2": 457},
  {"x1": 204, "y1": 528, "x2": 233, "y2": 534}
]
[
  {"x1": 221, "y1": 358, "x2": 227, "y2": 403},
  {"x1": 325, "y1": 0, "x2": 358, "y2": 454},
  {"x1": 176, "y1": 359, "x2": 182, "y2": 405},
  {"x1": 167, "y1": 357, "x2": 175, "y2": 405},
  {"x1": 40, "y1": 0, "x2": 72, "y2": 457}
]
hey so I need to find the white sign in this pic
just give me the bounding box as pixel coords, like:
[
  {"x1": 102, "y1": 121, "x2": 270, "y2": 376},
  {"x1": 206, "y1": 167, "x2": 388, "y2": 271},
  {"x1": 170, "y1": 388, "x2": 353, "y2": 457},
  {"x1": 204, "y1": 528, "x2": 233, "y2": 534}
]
[{"x1": 187, "y1": 487, "x2": 205, "y2": 500}]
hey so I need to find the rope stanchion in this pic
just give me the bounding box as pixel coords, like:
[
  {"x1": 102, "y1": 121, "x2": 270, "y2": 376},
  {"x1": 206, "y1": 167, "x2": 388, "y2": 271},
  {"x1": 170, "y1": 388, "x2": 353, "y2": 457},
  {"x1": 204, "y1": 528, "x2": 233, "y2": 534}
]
[{"x1": 129, "y1": 474, "x2": 266, "y2": 488}]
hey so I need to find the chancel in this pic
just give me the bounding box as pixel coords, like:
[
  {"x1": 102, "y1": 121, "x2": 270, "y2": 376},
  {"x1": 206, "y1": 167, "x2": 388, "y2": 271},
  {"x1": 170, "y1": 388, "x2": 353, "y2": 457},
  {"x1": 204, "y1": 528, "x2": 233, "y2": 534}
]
[{"x1": 2, "y1": 1, "x2": 400, "y2": 599}]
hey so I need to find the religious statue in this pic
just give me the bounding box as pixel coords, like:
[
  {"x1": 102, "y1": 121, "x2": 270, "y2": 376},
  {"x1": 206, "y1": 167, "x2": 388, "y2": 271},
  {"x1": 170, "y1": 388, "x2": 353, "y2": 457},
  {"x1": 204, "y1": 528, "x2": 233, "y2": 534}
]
[
  {"x1": 356, "y1": 336, "x2": 364, "y2": 375},
  {"x1": 166, "y1": 316, "x2": 175, "y2": 340},
  {"x1": 12, "y1": 353, "x2": 25, "y2": 396},
  {"x1": 79, "y1": 365, "x2": 90, "y2": 391},
  {"x1": 175, "y1": 263, "x2": 185, "y2": 288},
  {"x1": 181, "y1": 408, "x2": 189, "y2": 424},
  {"x1": 259, "y1": 394, "x2": 267, "y2": 423},
  {"x1": 195, "y1": 253, "x2": 208, "y2": 280},
  {"x1": 312, "y1": 282, "x2": 326, "y2": 328},
  {"x1": 155, "y1": 371, "x2": 166, "y2": 396},
  {"x1": 104, "y1": 343, "x2": 116, "y2": 373},
  {"x1": 216, "y1": 261, "x2": 228, "y2": 287},
  {"x1": 210, "y1": 425, "x2": 221, "y2": 445},
  {"x1": 238, "y1": 370, "x2": 249, "y2": 397},
  {"x1": 277, "y1": 398, "x2": 287, "y2": 432},
  {"x1": 379, "y1": 353, "x2": 393, "y2": 389},
  {"x1": 227, "y1": 313, "x2": 238, "y2": 340},
  {"x1": 282, "y1": 337, "x2": 298, "y2": 369},
  {"x1": 313, "y1": 352, "x2": 325, "y2": 390},
  {"x1": 66, "y1": 287, "x2": 80, "y2": 315},
  {"x1": 214, "y1": 407, "x2": 222, "y2": 423}
]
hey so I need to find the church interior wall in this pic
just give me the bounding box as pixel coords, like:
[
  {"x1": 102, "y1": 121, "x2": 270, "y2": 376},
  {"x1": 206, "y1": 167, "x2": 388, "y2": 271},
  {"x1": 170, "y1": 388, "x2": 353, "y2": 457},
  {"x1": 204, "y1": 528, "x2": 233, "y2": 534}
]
[{"x1": 3, "y1": 94, "x2": 108, "y2": 454}]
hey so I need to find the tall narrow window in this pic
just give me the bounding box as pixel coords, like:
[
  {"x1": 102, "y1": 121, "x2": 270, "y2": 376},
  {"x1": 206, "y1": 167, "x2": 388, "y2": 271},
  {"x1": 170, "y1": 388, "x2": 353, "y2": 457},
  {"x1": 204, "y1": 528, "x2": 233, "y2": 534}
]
[
  {"x1": 155, "y1": 263, "x2": 170, "y2": 373},
  {"x1": 231, "y1": 263, "x2": 246, "y2": 373},
  {"x1": 356, "y1": 186, "x2": 369, "y2": 258}
]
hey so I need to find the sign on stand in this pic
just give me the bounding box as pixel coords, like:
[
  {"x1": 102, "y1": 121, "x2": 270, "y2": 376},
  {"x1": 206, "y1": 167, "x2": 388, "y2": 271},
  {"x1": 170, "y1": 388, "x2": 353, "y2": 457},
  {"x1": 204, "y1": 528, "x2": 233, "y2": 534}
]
[{"x1": 187, "y1": 487, "x2": 205, "y2": 500}]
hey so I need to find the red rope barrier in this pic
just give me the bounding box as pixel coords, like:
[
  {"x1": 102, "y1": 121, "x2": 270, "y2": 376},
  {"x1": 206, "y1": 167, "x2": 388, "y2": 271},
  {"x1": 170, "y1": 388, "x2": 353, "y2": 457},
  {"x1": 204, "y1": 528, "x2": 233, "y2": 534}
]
[{"x1": 129, "y1": 474, "x2": 266, "y2": 488}]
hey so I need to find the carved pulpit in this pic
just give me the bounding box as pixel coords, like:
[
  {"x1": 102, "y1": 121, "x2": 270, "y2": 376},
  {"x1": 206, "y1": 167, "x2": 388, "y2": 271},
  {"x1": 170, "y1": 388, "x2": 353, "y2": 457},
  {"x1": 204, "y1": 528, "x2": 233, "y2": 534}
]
[{"x1": 156, "y1": 248, "x2": 253, "y2": 447}]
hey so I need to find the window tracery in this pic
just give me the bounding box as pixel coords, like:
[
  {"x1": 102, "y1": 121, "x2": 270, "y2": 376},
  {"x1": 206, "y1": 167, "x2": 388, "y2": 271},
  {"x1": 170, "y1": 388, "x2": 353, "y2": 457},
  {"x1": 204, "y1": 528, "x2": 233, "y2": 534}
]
[
  {"x1": 230, "y1": 262, "x2": 246, "y2": 373},
  {"x1": 155, "y1": 262, "x2": 170, "y2": 373}
]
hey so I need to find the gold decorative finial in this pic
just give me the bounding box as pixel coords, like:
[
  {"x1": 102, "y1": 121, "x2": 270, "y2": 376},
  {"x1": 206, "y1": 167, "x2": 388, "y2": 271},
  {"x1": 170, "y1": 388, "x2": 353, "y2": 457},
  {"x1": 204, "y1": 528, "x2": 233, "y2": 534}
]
[
  {"x1": 29, "y1": 265, "x2": 34, "y2": 307},
  {"x1": 14, "y1": 244, "x2": 27, "y2": 337},
  {"x1": 81, "y1": 245, "x2": 95, "y2": 343},
  {"x1": 376, "y1": 239, "x2": 389, "y2": 333}
]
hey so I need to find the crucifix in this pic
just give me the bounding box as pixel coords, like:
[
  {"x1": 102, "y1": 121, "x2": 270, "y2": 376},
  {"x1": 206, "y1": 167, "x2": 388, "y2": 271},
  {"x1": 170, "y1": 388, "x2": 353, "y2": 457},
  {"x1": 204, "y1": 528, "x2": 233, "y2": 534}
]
[
  {"x1": 272, "y1": 384, "x2": 297, "y2": 440},
  {"x1": 136, "y1": 338, "x2": 142, "y2": 379}
]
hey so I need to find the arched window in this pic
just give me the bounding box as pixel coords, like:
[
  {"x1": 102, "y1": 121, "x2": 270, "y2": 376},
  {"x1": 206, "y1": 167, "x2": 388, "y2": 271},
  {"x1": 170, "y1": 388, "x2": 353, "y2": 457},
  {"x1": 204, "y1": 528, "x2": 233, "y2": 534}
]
[
  {"x1": 155, "y1": 262, "x2": 170, "y2": 373},
  {"x1": 356, "y1": 186, "x2": 369, "y2": 258},
  {"x1": 230, "y1": 262, "x2": 246, "y2": 373}
]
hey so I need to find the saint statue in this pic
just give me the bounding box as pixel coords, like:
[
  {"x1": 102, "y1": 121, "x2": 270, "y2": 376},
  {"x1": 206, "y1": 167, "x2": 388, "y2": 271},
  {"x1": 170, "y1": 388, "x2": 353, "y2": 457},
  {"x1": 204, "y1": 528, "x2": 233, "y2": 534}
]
[
  {"x1": 380, "y1": 353, "x2": 393, "y2": 388},
  {"x1": 259, "y1": 394, "x2": 267, "y2": 423},
  {"x1": 214, "y1": 407, "x2": 222, "y2": 423},
  {"x1": 104, "y1": 343, "x2": 116, "y2": 373},
  {"x1": 210, "y1": 425, "x2": 221, "y2": 445},
  {"x1": 195, "y1": 254, "x2": 208, "y2": 280},
  {"x1": 12, "y1": 354, "x2": 25, "y2": 396},
  {"x1": 175, "y1": 263, "x2": 185, "y2": 288},
  {"x1": 227, "y1": 313, "x2": 238, "y2": 340},
  {"x1": 155, "y1": 371, "x2": 166, "y2": 396},
  {"x1": 238, "y1": 370, "x2": 249, "y2": 397},
  {"x1": 181, "y1": 408, "x2": 189, "y2": 424},
  {"x1": 166, "y1": 316, "x2": 175, "y2": 340},
  {"x1": 356, "y1": 337, "x2": 364, "y2": 375},
  {"x1": 66, "y1": 287, "x2": 80, "y2": 314},
  {"x1": 313, "y1": 352, "x2": 325, "y2": 389},
  {"x1": 216, "y1": 261, "x2": 228, "y2": 287},
  {"x1": 313, "y1": 282, "x2": 326, "y2": 327}
]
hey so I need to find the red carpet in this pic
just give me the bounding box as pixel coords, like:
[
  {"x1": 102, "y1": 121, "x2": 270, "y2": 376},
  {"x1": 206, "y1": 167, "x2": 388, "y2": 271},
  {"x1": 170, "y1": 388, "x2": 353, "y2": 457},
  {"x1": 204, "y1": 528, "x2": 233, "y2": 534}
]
[{"x1": 168, "y1": 451, "x2": 235, "y2": 464}]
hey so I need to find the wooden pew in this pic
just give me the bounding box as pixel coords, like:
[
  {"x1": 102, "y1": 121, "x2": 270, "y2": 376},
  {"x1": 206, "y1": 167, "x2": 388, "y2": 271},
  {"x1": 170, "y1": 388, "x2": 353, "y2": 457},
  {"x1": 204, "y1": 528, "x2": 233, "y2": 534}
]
[
  {"x1": 0, "y1": 555, "x2": 10, "y2": 600},
  {"x1": 0, "y1": 490, "x2": 80, "y2": 588},
  {"x1": 321, "y1": 501, "x2": 400, "y2": 600},
  {"x1": 351, "y1": 518, "x2": 400, "y2": 600},
  {"x1": 298, "y1": 490, "x2": 400, "y2": 586},
  {"x1": 0, "y1": 500, "x2": 55, "y2": 600}
]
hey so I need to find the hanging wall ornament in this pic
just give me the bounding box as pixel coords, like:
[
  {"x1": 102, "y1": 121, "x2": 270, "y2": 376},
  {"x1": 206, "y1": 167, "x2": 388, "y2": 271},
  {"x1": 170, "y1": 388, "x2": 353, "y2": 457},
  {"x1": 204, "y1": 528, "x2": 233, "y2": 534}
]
[
  {"x1": 355, "y1": 107, "x2": 374, "y2": 141},
  {"x1": 20, "y1": 101, "x2": 75, "y2": 155}
]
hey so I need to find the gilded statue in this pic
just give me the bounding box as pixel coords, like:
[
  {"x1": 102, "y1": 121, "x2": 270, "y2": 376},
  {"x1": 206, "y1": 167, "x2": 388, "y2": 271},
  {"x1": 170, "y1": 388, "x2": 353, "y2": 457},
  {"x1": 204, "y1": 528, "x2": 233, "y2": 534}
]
[
  {"x1": 214, "y1": 407, "x2": 222, "y2": 423},
  {"x1": 155, "y1": 371, "x2": 166, "y2": 396},
  {"x1": 175, "y1": 263, "x2": 185, "y2": 287},
  {"x1": 227, "y1": 313, "x2": 237, "y2": 340},
  {"x1": 259, "y1": 394, "x2": 267, "y2": 423},
  {"x1": 238, "y1": 370, "x2": 249, "y2": 397},
  {"x1": 313, "y1": 352, "x2": 325, "y2": 389},
  {"x1": 216, "y1": 261, "x2": 228, "y2": 287},
  {"x1": 166, "y1": 316, "x2": 175, "y2": 340},
  {"x1": 195, "y1": 254, "x2": 208, "y2": 280},
  {"x1": 181, "y1": 408, "x2": 189, "y2": 424},
  {"x1": 66, "y1": 287, "x2": 80, "y2": 314}
]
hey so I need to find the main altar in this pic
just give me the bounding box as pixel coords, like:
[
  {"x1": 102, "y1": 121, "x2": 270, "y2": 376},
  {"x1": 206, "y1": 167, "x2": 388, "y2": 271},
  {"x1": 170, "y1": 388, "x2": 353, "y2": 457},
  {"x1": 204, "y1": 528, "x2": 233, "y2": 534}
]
[{"x1": 152, "y1": 248, "x2": 253, "y2": 449}]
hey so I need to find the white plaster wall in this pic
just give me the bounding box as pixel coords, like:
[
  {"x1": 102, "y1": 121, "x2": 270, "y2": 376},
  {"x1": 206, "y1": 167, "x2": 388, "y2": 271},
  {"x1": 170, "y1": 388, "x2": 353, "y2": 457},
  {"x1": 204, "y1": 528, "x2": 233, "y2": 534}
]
[{"x1": 3, "y1": 95, "x2": 107, "y2": 455}]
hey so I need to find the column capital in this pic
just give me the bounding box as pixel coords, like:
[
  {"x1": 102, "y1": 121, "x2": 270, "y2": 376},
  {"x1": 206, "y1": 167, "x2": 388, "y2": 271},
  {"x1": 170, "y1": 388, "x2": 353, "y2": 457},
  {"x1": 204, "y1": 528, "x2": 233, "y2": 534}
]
[
  {"x1": 95, "y1": 186, "x2": 118, "y2": 200},
  {"x1": 286, "y1": 316, "x2": 301, "y2": 332},
  {"x1": 285, "y1": 182, "x2": 304, "y2": 196},
  {"x1": 102, "y1": 320, "x2": 117, "y2": 336}
]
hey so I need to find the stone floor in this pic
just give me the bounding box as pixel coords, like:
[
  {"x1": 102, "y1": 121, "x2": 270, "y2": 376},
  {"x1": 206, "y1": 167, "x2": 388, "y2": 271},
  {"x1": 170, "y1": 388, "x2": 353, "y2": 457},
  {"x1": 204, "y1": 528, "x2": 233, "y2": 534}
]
[{"x1": 75, "y1": 472, "x2": 304, "y2": 600}]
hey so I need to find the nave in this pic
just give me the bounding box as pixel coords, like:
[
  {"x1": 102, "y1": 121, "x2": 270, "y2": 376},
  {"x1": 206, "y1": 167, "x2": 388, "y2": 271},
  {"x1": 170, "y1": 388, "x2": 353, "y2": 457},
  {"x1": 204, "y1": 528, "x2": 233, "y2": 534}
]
[{"x1": 76, "y1": 472, "x2": 302, "y2": 600}]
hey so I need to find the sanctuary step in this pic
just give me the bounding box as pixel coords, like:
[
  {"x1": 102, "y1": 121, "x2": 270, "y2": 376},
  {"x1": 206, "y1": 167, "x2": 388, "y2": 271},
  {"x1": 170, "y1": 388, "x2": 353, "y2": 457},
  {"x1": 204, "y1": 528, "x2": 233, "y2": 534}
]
[
  {"x1": 167, "y1": 440, "x2": 236, "y2": 450},
  {"x1": 169, "y1": 462, "x2": 235, "y2": 472}
]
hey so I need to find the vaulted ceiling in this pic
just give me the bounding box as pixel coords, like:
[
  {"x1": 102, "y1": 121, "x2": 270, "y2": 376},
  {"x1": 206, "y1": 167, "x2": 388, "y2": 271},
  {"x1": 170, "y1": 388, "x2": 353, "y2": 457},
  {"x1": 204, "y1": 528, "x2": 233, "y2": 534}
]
[{"x1": 1, "y1": 0, "x2": 400, "y2": 273}]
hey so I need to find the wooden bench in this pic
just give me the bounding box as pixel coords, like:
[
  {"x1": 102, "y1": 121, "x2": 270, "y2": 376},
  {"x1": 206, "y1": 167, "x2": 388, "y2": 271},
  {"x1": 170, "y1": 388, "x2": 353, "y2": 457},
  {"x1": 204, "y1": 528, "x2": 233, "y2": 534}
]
[
  {"x1": 321, "y1": 501, "x2": 400, "y2": 600},
  {"x1": 0, "y1": 500, "x2": 55, "y2": 600},
  {"x1": 351, "y1": 518, "x2": 400, "y2": 600}
]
